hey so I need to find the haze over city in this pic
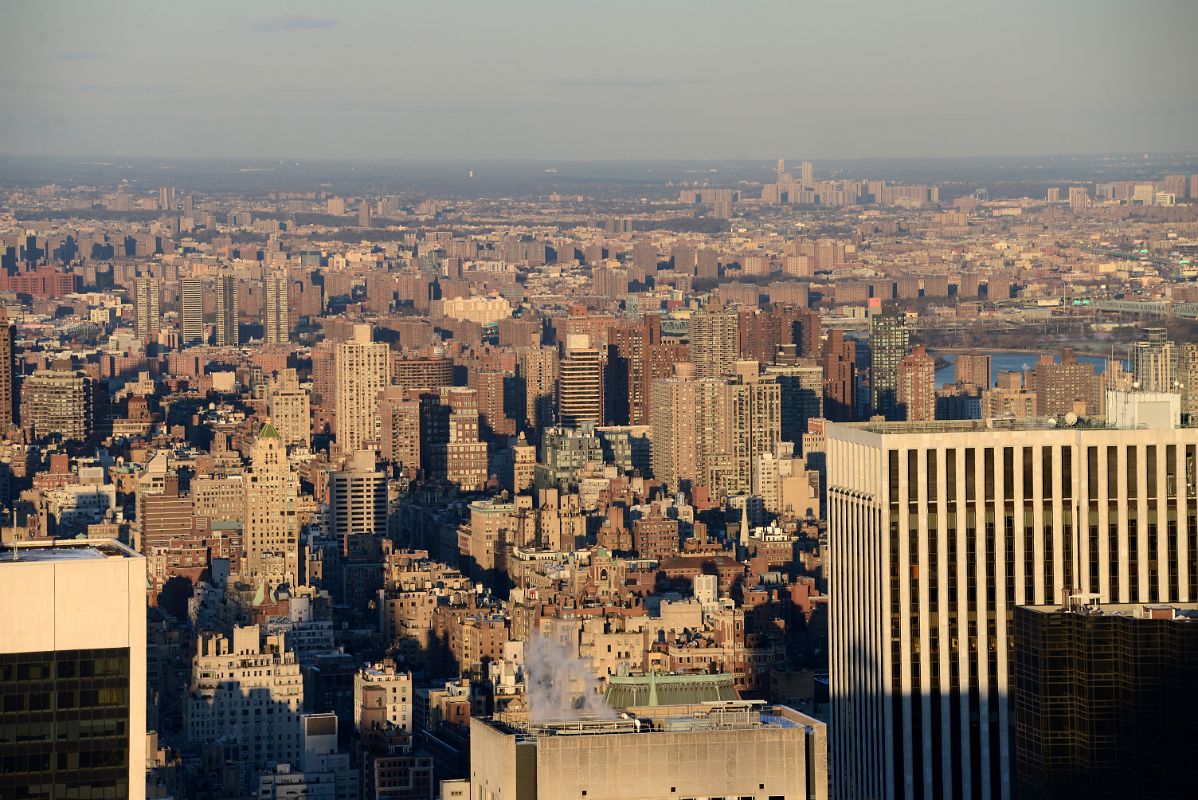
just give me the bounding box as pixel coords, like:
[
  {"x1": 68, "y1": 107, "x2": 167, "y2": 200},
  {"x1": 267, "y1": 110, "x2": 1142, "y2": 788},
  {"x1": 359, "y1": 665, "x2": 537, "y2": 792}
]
[
  {"x1": 3, "y1": 0, "x2": 1197, "y2": 160},
  {"x1": 2, "y1": 3, "x2": 1198, "y2": 800}
]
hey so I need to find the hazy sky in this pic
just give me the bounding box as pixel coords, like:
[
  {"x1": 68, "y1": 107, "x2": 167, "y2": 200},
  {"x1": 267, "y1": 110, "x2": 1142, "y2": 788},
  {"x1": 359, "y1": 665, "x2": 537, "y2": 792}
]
[{"x1": 2, "y1": 0, "x2": 1196, "y2": 161}]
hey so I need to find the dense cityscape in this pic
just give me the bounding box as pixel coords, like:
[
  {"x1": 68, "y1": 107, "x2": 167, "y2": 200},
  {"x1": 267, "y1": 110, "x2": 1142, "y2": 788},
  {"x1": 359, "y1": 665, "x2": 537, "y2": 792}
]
[
  {"x1": 3, "y1": 151, "x2": 1198, "y2": 800},
  {"x1": 3, "y1": 3, "x2": 1198, "y2": 800}
]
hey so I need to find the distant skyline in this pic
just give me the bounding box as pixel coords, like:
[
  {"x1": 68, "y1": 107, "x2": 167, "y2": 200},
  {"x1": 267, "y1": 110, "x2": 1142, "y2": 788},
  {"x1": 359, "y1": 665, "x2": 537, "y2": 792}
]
[{"x1": 2, "y1": 0, "x2": 1197, "y2": 161}]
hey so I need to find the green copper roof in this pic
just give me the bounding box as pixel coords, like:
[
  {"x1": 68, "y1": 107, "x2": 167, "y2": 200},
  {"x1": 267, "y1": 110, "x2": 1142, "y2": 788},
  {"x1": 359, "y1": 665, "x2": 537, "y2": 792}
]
[
  {"x1": 603, "y1": 672, "x2": 739, "y2": 709},
  {"x1": 259, "y1": 423, "x2": 280, "y2": 439}
]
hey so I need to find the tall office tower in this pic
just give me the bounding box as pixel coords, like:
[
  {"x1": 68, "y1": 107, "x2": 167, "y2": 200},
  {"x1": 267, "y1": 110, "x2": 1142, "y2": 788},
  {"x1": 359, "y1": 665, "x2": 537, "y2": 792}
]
[
  {"x1": 955, "y1": 353, "x2": 993, "y2": 389},
  {"x1": 133, "y1": 275, "x2": 160, "y2": 341},
  {"x1": 0, "y1": 308, "x2": 14, "y2": 431},
  {"x1": 187, "y1": 626, "x2": 303, "y2": 779},
  {"x1": 516, "y1": 346, "x2": 558, "y2": 432},
  {"x1": 378, "y1": 386, "x2": 421, "y2": 470},
  {"x1": 1180, "y1": 342, "x2": 1198, "y2": 423},
  {"x1": 1013, "y1": 602, "x2": 1198, "y2": 799},
  {"x1": 827, "y1": 419, "x2": 1198, "y2": 800},
  {"x1": 20, "y1": 369, "x2": 93, "y2": 442},
  {"x1": 243, "y1": 424, "x2": 300, "y2": 590},
  {"x1": 329, "y1": 449, "x2": 387, "y2": 547},
  {"x1": 558, "y1": 334, "x2": 602, "y2": 428},
  {"x1": 689, "y1": 309, "x2": 740, "y2": 379},
  {"x1": 897, "y1": 345, "x2": 936, "y2": 421},
  {"x1": 1132, "y1": 327, "x2": 1176, "y2": 392},
  {"x1": 180, "y1": 277, "x2": 205, "y2": 346},
  {"x1": 358, "y1": 202, "x2": 371, "y2": 228},
  {"x1": 335, "y1": 324, "x2": 389, "y2": 453},
  {"x1": 470, "y1": 703, "x2": 826, "y2": 800},
  {"x1": 869, "y1": 310, "x2": 909, "y2": 420},
  {"x1": 823, "y1": 329, "x2": 858, "y2": 422},
  {"x1": 268, "y1": 368, "x2": 311, "y2": 450},
  {"x1": 215, "y1": 272, "x2": 239, "y2": 347},
  {"x1": 0, "y1": 539, "x2": 147, "y2": 800},
  {"x1": 263, "y1": 272, "x2": 290, "y2": 344},
  {"x1": 800, "y1": 160, "x2": 814, "y2": 186},
  {"x1": 766, "y1": 360, "x2": 825, "y2": 445}
]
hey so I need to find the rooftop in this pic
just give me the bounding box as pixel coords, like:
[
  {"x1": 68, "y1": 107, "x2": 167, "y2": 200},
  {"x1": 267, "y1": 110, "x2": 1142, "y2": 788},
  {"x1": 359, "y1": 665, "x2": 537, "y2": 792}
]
[
  {"x1": 0, "y1": 538, "x2": 141, "y2": 563},
  {"x1": 845, "y1": 417, "x2": 1126, "y2": 435},
  {"x1": 481, "y1": 701, "x2": 821, "y2": 739}
]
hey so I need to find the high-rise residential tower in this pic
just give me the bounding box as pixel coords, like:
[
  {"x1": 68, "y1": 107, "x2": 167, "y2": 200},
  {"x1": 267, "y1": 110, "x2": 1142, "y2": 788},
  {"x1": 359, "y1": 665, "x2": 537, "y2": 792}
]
[
  {"x1": 1132, "y1": 327, "x2": 1176, "y2": 393},
  {"x1": 243, "y1": 424, "x2": 300, "y2": 590},
  {"x1": 133, "y1": 275, "x2": 160, "y2": 341},
  {"x1": 688, "y1": 308, "x2": 739, "y2": 380},
  {"x1": 180, "y1": 277, "x2": 205, "y2": 346},
  {"x1": 268, "y1": 368, "x2": 311, "y2": 450},
  {"x1": 897, "y1": 345, "x2": 936, "y2": 422},
  {"x1": 335, "y1": 324, "x2": 389, "y2": 453},
  {"x1": 215, "y1": 272, "x2": 238, "y2": 347},
  {"x1": 869, "y1": 309, "x2": 909, "y2": 421},
  {"x1": 558, "y1": 334, "x2": 602, "y2": 428},
  {"x1": 0, "y1": 308, "x2": 14, "y2": 431},
  {"x1": 328, "y1": 449, "x2": 387, "y2": 547},
  {"x1": 263, "y1": 272, "x2": 289, "y2": 345}
]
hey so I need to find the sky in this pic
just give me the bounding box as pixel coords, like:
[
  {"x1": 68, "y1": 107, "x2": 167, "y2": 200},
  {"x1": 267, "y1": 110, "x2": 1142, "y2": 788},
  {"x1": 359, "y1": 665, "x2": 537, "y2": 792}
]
[{"x1": 1, "y1": 0, "x2": 1196, "y2": 161}]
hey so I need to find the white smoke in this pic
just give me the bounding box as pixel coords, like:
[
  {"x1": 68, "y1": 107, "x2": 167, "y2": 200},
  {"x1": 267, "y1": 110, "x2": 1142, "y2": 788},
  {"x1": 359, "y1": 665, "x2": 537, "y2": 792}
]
[{"x1": 523, "y1": 634, "x2": 615, "y2": 723}]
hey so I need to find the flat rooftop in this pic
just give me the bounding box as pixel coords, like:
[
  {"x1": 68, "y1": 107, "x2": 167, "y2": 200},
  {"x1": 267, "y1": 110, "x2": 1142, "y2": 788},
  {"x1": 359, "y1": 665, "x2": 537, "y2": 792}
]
[
  {"x1": 1021, "y1": 601, "x2": 1198, "y2": 620},
  {"x1": 0, "y1": 538, "x2": 141, "y2": 563},
  {"x1": 482, "y1": 702, "x2": 821, "y2": 738},
  {"x1": 844, "y1": 417, "x2": 1122, "y2": 435}
]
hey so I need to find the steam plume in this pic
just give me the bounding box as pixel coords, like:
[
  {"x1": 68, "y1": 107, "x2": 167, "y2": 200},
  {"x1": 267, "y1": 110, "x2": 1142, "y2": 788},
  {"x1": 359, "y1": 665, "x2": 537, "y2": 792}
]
[{"x1": 524, "y1": 634, "x2": 615, "y2": 723}]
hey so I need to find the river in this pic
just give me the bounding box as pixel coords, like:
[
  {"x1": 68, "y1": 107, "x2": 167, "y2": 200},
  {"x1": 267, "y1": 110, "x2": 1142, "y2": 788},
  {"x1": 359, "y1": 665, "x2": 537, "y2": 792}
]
[{"x1": 934, "y1": 351, "x2": 1110, "y2": 389}]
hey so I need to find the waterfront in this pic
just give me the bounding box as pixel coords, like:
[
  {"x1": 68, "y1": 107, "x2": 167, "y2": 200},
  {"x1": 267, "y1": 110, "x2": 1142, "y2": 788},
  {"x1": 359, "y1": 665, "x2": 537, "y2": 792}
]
[{"x1": 934, "y1": 351, "x2": 1109, "y2": 388}]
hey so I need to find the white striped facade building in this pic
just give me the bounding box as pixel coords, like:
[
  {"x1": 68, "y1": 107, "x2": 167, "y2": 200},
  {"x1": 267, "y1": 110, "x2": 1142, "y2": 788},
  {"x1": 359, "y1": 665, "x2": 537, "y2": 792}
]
[{"x1": 827, "y1": 418, "x2": 1198, "y2": 800}]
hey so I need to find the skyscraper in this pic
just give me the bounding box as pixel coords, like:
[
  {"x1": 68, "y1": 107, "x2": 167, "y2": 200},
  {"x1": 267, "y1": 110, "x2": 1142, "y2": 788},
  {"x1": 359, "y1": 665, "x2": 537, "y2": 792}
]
[
  {"x1": 0, "y1": 539, "x2": 147, "y2": 800},
  {"x1": 0, "y1": 308, "x2": 14, "y2": 431},
  {"x1": 827, "y1": 418, "x2": 1198, "y2": 800},
  {"x1": 268, "y1": 368, "x2": 311, "y2": 450},
  {"x1": 1132, "y1": 327, "x2": 1176, "y2": 392},
  {"x1": 263, "y1": 272, "x2": 290, "y2": 345},
  {"x1": 329, "y1": 449, "x2": 387, "y2": 547},
  {"x1": 243, "y1": 424, "x2": 300, "y2": 590},
  {"x1": 650, "y1": 362, "x2": 781, "y2": 499},
  {"x1": 558, "y1": 334, "x2": 602, "y2": 428},
  {"x1": 1180, "y1": 342, "x2": 1198, "y2": 424},
  {"x1": 869, "y1": 309, "x2": 909, "y2": 420},
  {"x1": 689, "y1": 308, "x2": 739, "y2": 380},
  {"x1": 20, "y1": 369, "x2": 93, "y2": 442},
  {"x1": 180, "y1": 277, "x2": 205, "y2": 346},
  {"x1": 215, "y1": 272, "x2": 238, "y2": 347},
  {"x1": 516, "y1": 345, "x2": 558, "y2": 432},
  {"x1": 133, "y1": 275, "x2": 160, "y2": 341},
  {"x1": 335, "y1": 324, "x2": 389, "y2": 453}
]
